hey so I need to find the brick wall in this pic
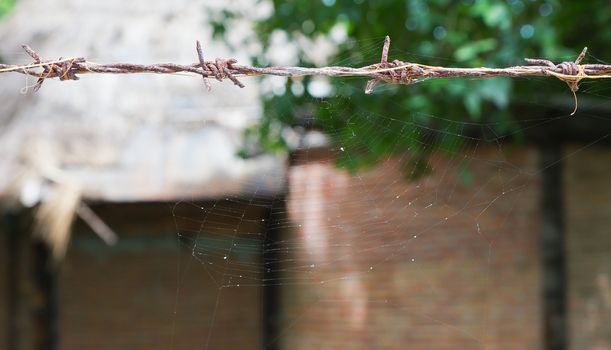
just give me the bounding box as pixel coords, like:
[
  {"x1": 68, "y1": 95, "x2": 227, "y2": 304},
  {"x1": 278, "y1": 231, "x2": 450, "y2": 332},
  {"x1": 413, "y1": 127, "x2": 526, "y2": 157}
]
[
  {"x1": 2, "y1": 145, "x2": 611, "y2": 349},
  {"x1": 566, "y1": 146, "x2": 611, "y2": 350},
  {"x1": 0, "y1": 202, "x2": 266, "y2": 350},
  {"x1": 280, "y1": 147, "x2": 543, "y2": 350},
  {"x1": 59, "y1": 202, "x2": 266, "y2": 350}
]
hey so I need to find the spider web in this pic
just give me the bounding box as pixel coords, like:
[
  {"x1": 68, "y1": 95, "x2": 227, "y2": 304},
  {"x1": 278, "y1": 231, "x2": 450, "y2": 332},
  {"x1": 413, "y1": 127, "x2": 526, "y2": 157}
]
[{"x1": 170, "y1": 38, "x2": 611, "y2": 350}]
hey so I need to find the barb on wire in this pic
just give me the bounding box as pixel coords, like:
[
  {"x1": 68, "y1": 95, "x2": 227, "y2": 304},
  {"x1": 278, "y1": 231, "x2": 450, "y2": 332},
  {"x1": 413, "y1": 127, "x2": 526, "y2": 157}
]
[{"x1": 2, "y1": 36, "x2": 611, "y2": 114}]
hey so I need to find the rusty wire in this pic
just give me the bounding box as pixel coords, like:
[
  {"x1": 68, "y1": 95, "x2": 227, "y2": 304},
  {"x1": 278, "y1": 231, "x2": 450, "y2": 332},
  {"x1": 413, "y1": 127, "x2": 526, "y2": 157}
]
[{"x1": 2, "y1": 35, "x2": 611, "y2": 113}]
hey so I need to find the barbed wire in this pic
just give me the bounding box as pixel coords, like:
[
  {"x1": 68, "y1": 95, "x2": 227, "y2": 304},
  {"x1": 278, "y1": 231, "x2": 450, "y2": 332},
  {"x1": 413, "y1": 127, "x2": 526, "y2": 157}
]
[{"x1": 2, "y1": 36, "x2": 611, "y2": 114}]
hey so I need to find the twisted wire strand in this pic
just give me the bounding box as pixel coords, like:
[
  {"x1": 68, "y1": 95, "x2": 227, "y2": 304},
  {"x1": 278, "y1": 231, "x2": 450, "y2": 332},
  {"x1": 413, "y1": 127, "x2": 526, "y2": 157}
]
[{"x1": 1, "y1": 36, "x2": 611, "y2": 114}]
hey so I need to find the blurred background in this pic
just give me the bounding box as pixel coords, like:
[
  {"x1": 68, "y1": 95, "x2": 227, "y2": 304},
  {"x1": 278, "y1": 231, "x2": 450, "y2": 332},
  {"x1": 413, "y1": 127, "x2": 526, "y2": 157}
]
[{"x1": 1, "y1": 0, "x2": 611, "y2": 349}]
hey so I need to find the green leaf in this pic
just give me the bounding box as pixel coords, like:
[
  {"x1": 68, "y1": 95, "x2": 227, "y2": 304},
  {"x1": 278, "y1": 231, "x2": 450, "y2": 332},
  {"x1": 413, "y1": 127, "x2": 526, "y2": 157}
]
[
  {"x1": 482, "y1": 4, "x2": 509, "y2": 29},
  {"x1": 458, "y1": 166, "x2": 474, "y2": 186},
  {"x1": 454, "y1": 39, "x2": 497, "y2": 62},
  {"x1": 479, "y1": 78, "x2": 511, "y2": 109},
  {"x1": 0, "y1": 0, "x2": 15, "y2": 17},
  {"x1": 464, "y1": 92, "x2": 481, "y2": 119}
]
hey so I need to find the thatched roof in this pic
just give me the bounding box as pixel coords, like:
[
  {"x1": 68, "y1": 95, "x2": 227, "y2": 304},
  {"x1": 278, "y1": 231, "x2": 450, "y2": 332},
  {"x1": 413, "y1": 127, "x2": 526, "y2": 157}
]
[
  {"x1": 0, "y1": 0, "x2": 286, "y2": 205},
  {"x1": 0, "y1": 0, "x2": 285, "y2": 257}
]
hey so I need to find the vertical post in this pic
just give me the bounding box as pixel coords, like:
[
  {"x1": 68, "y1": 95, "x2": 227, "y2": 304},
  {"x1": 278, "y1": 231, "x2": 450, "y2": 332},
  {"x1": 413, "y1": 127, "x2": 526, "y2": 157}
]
[
  {"x1": 539, "y1": 145, "x2": 567, "y2": 350},
  {"x1": 6, "y1": 211, "x2": 27, "y2": 350},
  {"x1": 31, "y1": 239, "x2": 59, "y2": 350},
  {"x1": 262, "y1": 196, "x2": 285, "y2": 350}
]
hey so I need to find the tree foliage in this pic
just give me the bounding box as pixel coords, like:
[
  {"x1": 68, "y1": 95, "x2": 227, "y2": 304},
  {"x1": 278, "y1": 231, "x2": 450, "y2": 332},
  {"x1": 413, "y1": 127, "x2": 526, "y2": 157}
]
[
  {"x1": 212, "y1": 1, "x2": 611, "y2": 172},
  {"x1": 0, "y1": 0, "x2": 15, "y2": 18},
  {"x1": 216, "y1": 0, "x2": 606, "y2": 172}
]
